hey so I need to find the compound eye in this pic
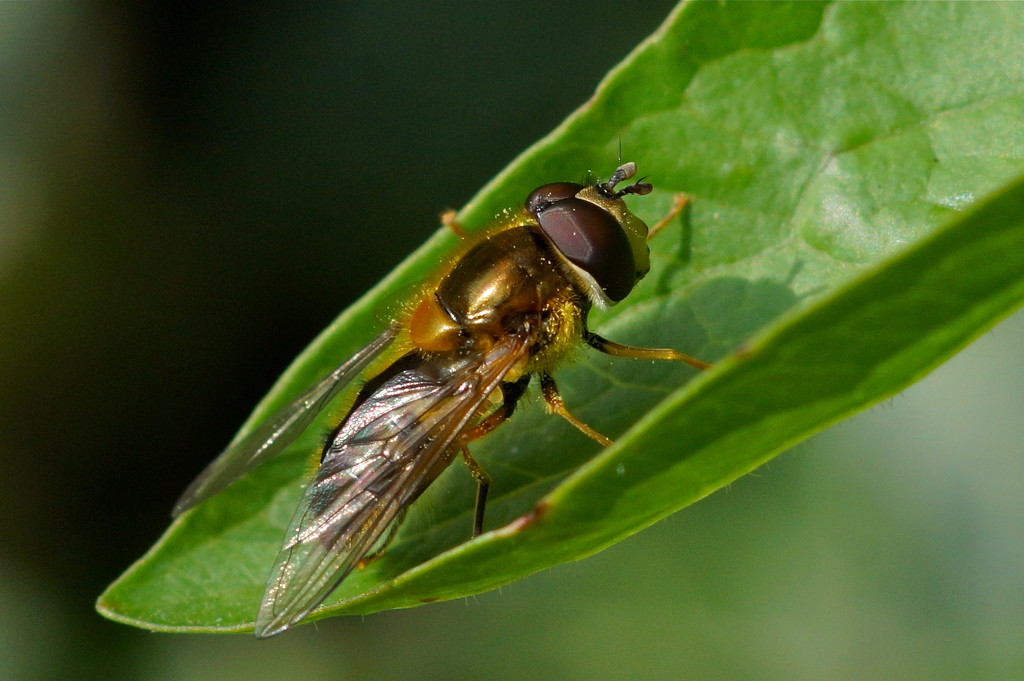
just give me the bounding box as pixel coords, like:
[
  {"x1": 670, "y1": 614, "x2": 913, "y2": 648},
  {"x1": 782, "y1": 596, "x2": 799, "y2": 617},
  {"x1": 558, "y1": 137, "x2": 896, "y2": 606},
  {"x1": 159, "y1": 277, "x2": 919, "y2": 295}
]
[
  {"x1": 525, "y1": 182, "x2": 585, "y2": 216},
  {"x1": 535, "y1": 197, "x2": 635, "y2": 303}
]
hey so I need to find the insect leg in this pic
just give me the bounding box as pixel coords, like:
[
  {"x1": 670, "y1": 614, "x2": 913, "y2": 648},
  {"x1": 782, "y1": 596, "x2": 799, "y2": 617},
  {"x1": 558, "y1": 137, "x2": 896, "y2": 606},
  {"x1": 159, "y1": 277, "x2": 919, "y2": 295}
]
[
  {"x1": 356, "y1": 514, "x2": 405, "y2": 569},
  {"x1": 583, "y1": 330, "x2": 709, "y2": 370},
  {"x1": 646, "y1": 193, "x2": 689, "y2": 241},
  {"x1": 539, "y1": 373, "x2": 613, "y2": 448},
  {"x1": 459, "y1": 375, "x2": 531, "y2": 535},
  {"x1": 440, "y1": 209, "x2": 468, "y2": 240},
  {"x1": 458, "y1": 447, "x2": 491, "y2": 537}
]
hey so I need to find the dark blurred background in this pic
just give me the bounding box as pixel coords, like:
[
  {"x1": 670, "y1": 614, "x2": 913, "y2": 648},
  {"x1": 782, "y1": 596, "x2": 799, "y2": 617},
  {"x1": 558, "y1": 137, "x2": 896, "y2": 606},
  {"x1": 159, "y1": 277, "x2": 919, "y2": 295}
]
[{"x1": 2, "y1": 4, "x2": 1021, "y2": 680}]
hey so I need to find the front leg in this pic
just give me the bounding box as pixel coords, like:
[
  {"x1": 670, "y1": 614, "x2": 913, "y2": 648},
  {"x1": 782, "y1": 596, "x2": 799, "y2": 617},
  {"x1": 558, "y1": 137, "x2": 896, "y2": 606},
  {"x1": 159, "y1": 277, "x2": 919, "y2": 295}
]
[{"x1": 583, "y1": 329, "x2": 709, "y2": 370}]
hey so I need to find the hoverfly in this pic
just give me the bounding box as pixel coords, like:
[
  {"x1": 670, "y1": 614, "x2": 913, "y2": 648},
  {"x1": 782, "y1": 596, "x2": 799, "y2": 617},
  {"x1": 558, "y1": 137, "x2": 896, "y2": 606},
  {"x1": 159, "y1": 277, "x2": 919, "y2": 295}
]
[{"x1": 173, "y1": 162, "x2": 707, "y2": 638}]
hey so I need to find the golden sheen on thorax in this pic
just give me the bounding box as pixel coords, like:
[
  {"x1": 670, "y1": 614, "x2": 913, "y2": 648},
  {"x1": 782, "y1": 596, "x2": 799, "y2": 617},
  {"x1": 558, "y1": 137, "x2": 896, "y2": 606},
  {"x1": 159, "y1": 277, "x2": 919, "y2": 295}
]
[{"x1": 171, "y1": 161, "x2": 709, "y2": 638}]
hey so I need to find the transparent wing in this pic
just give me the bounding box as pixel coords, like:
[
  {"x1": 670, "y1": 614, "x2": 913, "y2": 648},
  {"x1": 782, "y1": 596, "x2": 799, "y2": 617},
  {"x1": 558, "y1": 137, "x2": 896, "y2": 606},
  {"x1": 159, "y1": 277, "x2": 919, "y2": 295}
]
[
  {"x1": 172, "y1": 325, "x2": 399, "y2": 516},
  {"x1": 253, "y1": 333, "x2": 531, "y2": 638}
]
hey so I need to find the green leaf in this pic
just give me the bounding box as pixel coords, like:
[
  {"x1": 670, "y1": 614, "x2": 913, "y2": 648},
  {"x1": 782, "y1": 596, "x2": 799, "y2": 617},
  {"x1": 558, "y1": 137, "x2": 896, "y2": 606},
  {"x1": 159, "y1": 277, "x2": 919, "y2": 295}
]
[{"x1": 98, "y1": 1, "x2": 1024, "y2": 632}]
